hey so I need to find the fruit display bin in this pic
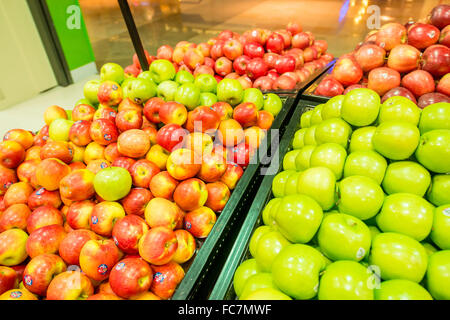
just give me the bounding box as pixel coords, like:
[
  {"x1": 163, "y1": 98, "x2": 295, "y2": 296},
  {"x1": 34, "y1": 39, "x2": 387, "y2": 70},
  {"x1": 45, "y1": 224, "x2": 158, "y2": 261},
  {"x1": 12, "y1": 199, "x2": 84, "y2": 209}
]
[
  {"x1": 172, "y1": 66, "x2": 333, "y2": 299},
  {"x1": 208, "y1": 97, "x2": 326, "y2": 300}
]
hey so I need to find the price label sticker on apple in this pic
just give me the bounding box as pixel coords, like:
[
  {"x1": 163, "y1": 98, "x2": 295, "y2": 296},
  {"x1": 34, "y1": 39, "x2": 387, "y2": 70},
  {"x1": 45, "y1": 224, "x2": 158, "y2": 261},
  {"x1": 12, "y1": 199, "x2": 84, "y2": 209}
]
[
  {"x1": 444, "y1": 208, "x2": 450, "y2": 217},
  {"x1": 356, "y1": 247, "x2": 366, "y2": 260}
]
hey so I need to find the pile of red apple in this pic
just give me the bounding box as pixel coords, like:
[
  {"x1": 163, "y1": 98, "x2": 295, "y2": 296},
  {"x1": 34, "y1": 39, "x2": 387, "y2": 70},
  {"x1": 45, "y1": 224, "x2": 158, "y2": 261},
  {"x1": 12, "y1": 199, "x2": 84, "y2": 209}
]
[
  {"x1": 315, "y1": 4, "x2": 450, "y2": 109},
  {"x1": 233, "y1": 88, "x2": 450, "y2": 300},
  {"x1": 0, "y1": 60, "x2": 282, "y2": 300},
  {"x1": 124, "y1": 22, "x2": 334, "y2": 91}
]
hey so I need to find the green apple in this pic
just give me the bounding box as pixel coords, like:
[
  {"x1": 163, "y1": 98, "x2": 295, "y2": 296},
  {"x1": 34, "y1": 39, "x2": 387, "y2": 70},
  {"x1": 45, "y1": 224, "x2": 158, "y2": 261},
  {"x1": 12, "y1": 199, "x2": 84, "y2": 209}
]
[
  {"x1": 174, "y1": 83, "x2": 201, "y2": 111},
  {"x1": 295, "y1": 145, "x2": 316, "y2": 171},
  {"x1": 239, "y1": 273, "x2": 277, "y2": 300},
  {"x1": 430, "y1": 205, "x2": 450, "y2": 250},
  {"x1": 149, "y1": 59, "x2": 176, "y2": 84},
  {"x1": 263, "y1": 93, "x2": 282, "y2": 116},
  {"x1": 194, "y1": 74, "x2": 217, "y2": 93},
  {"x1": 138, "y1": 70, "x2": 156, "y2": 83},
  {"x1": 199, "y1": 92, "x2": 218, "y2": 107},
  {"x1": 344, "y1": 150, "x2": 387, "y2": 185},
  {"x1": 217, "y1": 79, "x2": 244, "y2": 107},
  {"x1": 378, "y1": 96, "x2": 421, "y2": 126},
  {"x1": 272, "y1": 170, "x2": 296, "y2": 198},
  {"x1": 426, "y1": 250, "x2": 450, "y2": 300},
  {"x1": 292, "y1": 128, "x2": 306, "y2": 149},
  {"x1": 318, "y1": 260, "x2": 374, "y2": 300},
  {"x1": 315, "y1": 118, "x2": 352, "y2": 148},
  {"x1": 233, "y1": 258, "x2": 261, "y2": 297},
  {"x1": 75, "y1": 98, "x2": 93, "y2": 107},
  {"x1": 303, "y1": 125, "x2": 317, "y2": 146},
  {"x1": 274, "y1": 194, "x2": 323, "y2": 244},
  {"x1": 372, "y1": 121, "x2": 420, "y2": 160},
  {"x1": 254, "y1": 231, "x2": 291, "y2": 272},
  {"x1": 83, "y1": 79, "x2": 101, "y2": 105},
  {"x1": 66, "y1": 110, "x2": 73, "y2": 121},
  {"x1": 422, "y1": 242, "x2": 438, "y2": 257},
  {"x1": 300, "y1": 110, "x2": 313, "y2": 128},
  {"x1": 415, "y1": 129, "x2": 450, "y2": 173},
  {"x1": 267, "y1": 199, "x2": 282, "y2": 231},
  {"x1": 318, "y1": 213, "x2": 371, "y2": 261},
  {"x1": 272, "y1": 244, "x2": 324, "y2": 300},
  {"x1": 297, "y1": 167, "x2": 336, "y2": 211},
  {"x1": 369, "y1": 232, "x2": 428, "y2": 282},
  {"x1": 382, "y1": 161, "x2": 431, "y2": 196},
  {"x1": 374, "y1": 279, "x2": 433, "y2": 300},
  {"x1": 427, "y1": 174, "x2": 450, "y2": 206},
  {"x1": 321, "y1": 95, "x2": 344, "y2": 120},
  {"x1": 310, "y1": 143, "x2": 347, "y2": 180},
  {"x1": 376, "y1": 193, "x2": 434, "y2": 241},
  {"x1": 262, "y1": 198, "x2": 281, "y2": 227},
  {"x1": 100, "y1": 62, "x2": 125, "y2": 84},
  {"x1": 241, "y1": 287, "x2": 292, "y2": 300},
  {"x1": 341, "y1": 88, "x2": 380, "y2": 126},
  {"x1": 310, "y1": 104, "x2": 324, "y2": 125},
  {"x1": 283, "y1": 149, "x2": 301, "y2": 171},
  {"x1": 418, "y1": 102, "x2": 450, "y2": 134},
  {"x1": 369, "y1": 225, "x2": 381, "y2": 240},
  {"x1": 49, "y1": 118, "x2": 74, "y2": 142},
  {"x1": 175, "y1": 70, "x2": 195, "y2": 85},
  {"x1": 284, "y1": 171, "x2": 302, "y2": 196},
  {"x1": 349, "y1": 126, "x2": 376, "y2": 153},
  {"x1": 311, "y1": 245, "x2": 333, "y2": 267},
  {"x1": 249, "y1": 226, "x2": 273, "y2": 258},
  {"x1": 93, "y1": 167, "x2": 132, "y2": 201},
  {"x1": 243, "y1": 88, "x2": 264, "y2": 110},
  {"x1": 123, "y1": 78, "x2": 157, "y2": 104},
  {"x1": 156, "y1": 80, "x2": 179, "y2": 101},
  {"x1": 338, "y1": 175, "x2": 384, "y2": 220}
]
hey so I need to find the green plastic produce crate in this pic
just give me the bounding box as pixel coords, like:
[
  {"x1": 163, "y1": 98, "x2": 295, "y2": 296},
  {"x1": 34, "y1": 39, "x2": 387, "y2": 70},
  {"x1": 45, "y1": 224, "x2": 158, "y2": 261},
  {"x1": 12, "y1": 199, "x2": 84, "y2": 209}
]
[
  {"x1": 208, "y1": 97, "x2": 327, "y2": 300},
  {"x1": 172, "y1": 67, "x2": 334, "y2": 300}
]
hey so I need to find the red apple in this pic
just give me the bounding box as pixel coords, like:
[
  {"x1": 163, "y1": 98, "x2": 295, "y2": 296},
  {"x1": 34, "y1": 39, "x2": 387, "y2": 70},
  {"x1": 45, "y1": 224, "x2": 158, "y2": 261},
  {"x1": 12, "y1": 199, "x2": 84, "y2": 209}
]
[
  {"x1": 66, "y1": 200, "x2": 95, "y2": 230},
  {"x1": 439, "y1": 25, "x2": 450, "y2": 46},
  {"x1": 263, "y1": 53, "x2": 280, "y2": 69},
  {"x1": 3, "y1": 182, "x2": 33, "y2": 208},
  {"x1": 367, "y1": 67, "x2": 401, "y2": 96},
  {"x1": 0, "y1": 141, "x2": 25, "y2": 169},
  {"x1": 233, "y1": 55, "x2": 252, "y2": 75},
  {"x1": 218, "y1": 30, "x2": 234, "y2": 41},
  {"x1": 79, "y1": 239, "x2": 121, "y2": 281},
  {"x1": 172, "y1": 230, "x2": 196, "y2": 264},
  {"x1": 257, "y1": 111, "x2": 274, "y2": 130},
  {"x1": 381, "y1": 86, "x2": 418, "y2": 104},
  {"x1": 428, "y1": 4, "x2": 450, "y2": 30},
  {"x1": 185, "y1": 106, "x2": 221, "y2": 133},
  {"x1": 117, "y1": 129, "x2": 150, "y2": 158},
  {"x1": 149, "y1": 170, "x2": 179, "y2": 200},
  {"x1": 144, "y1": 198, "x2": 183, "y2": 230},
  {"x1": 69, "y1": 120, "x2": 92, "y2": 147},
  {"x1": 210, "y1": 40, "x2": 225, "y2": 60},
  {"x1": 417, "y1": 92, "x2": 450, "y2": 109},
  {"x1": 266, "y1": 33, "x2": 285, "y2": 54},
  {"x1": 276, "y1": 29, "x2": 292, "y2": 48},
  {"x1": 253, "y1": 76, "x2": 274, "y2": 90},
  {"x1": 59, "y1": 169, "x2": 95, "y2": 202},
  {"x1": 184, "y1": 206, "x2": 216, "y2": 238},
  {"x1": 387, "y1": 44, "x2": 421, "y2": 73},
  {"x1": 120, "y1": 187, "x2": 153, "y2": 216},
  {"x1": 40, "y1": 141, "x2": 73, "y2": 164},
  {"x1": 215, "y1": 56, "x2": 233, "y2": 77},
  {"x1": 287, "y1": 21, "x2": 302, "y2": 35},
  {"x1": 291, "y1": 32, "x2": 311, "y2": 49},
  {"x1": 273, "y1": 75, "x2": 296, "y2": 90},
  {"x1": 210, "y1": 102, "x2": 233, "y2": 121},
  {"x1": 138, "y1": 226, "x2": 178, "y2": 265},
  {"x1": 112, "y1": 156, "x2": 136, "y2": 172},
  {"x1": 89, "y1": 201, "x2": 126, "y2": 237},
  {"x1": 223, "y1": 39, "x2": 243, "y2": 61},
  {"x1": 0, "y1": 266, "x2": 18, "y2": 295},
  {"x1": 0, "y1": 165, "x2": 17, "y2": 196},
  {"x1": 197, "y1": 151, "x2": 227, "y2": 183},
  {"x1": 129, "y1": 159, "x2": 160, "y2": 188},
  {"x1": 332, "y1": 57, "x2": 363, "y2": 87},
  {"x1": 46, "y1": 270, "x2": 94, "y2": 300},
  {"x1": 97, "y1": 81, "x2": 123, "y2": 107},
  {"x1": 205, "y1": 181, "x2": 230, "y2": 213},
  {"x1": 143, "y1": 97, "x2": 165, "y2": 124},
  {"x1": 157, "y1": 45, "x2": 173, "y2": 60},
  {"x1": 118, "y1": 98, "x2": 143, "y2": 114},
  {"x1": 59, "y1": 229, "x2": 98, "y2": 265},
  {"x1": 115, "y1": 109, "x2": 143, "y2": 132},
  {"x1": 193, "y1": 65, "x2": 214, "y2": 77},
  {"x1": 124, "y1": 65, "x2": 140, "y2": 78},
  {"x1": 93, "y1": 106, "x2": 117, "y2": 122},
  {"x1": 0, "y1": 204, "x2": 30, "y2": 232},
  {"x1": 246, "y1": 58, "x2": 268, "y2": 80},
  {"x1": 237, "y1": 75, "x2": 253, "y2": 90},
  {"x1": 408, "y1": 23, "x2": 440, "y2": 49},
  {"x1": 104, "y1": 142, "x2": 123, "y2": 163},
  {"x1": 35, "y1": 158, "x2": 71, "y2": 192},
  {"x1": 437, "y1": 73, "x2": 450, "y2": 96},
  {"x1": 157, "y1": 124, "x2": 189, "y2": 152},
  {"x1": 159, "y1": 102, "x2": 188, "y2": 126},
  {"x1": 26, "y1": 224, "x2": 67, "y2": 258},
  {"x1": 401, "y1": 70, "x2": 435, "y2": 98},
  {"x1": 109, "y1": 257, "x2": 152, "y2": 299},
  {"x1": 184, "y1": 48, "x2": 204, "y2": 70},
  {"x1": 315, "y1": 76, "x2": 345, "y2": 97},
  {"x1": 243, "y1": 42, "x2": 265, "y2": 59},
  {"x1": 354, "y1": 44, "x2": 386, "y2": 72},
  {"x1": 233, "y1": 102, "x2": 258, "y2": 128},
  {"x1": 16, "y1": 159, "x2": 39, "y2": 189},
  {"x1": 421, "y1": 44, "x2": 450, "y2": 78},
  {"x1": 303, "y1": 46, "x2": 319, "y2": 62},
  {"x1": 376, "y1": 23, "x2": 407, "y2": 51},
  {"x1": 112, "y1": 215, "x2": 149, "y2": 254},
  {"x1": 90, "y1": 119, "x2": 119, "y2": 146},
  {"x1": 274, "y1": 55, "x2": 296, "y2": 74},
  {"x1": 231, "y1": 142, "x2": 253, "y2": 167},
  {"x1": 150, "y1": 262, "x2": 184, "y2": 300}
]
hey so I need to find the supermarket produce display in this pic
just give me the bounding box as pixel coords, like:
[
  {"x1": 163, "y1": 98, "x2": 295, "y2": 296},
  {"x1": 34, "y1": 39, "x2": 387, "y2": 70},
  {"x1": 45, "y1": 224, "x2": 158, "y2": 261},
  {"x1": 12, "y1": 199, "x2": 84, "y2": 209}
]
[
  {"x1": 313, "y1": 4, "x2": 450, "y2": 108},
  {"x1": 211, "y1": 89, "x2": 450, "y2": 300}
]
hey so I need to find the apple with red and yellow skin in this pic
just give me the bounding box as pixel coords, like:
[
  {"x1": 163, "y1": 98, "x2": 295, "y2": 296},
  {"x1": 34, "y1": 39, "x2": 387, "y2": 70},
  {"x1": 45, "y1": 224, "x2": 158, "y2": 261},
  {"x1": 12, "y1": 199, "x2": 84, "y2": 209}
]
[
  {"x1": 112, "y1": 215, "x2": 149, "y2": 254},
  {"x1": 3, "y1": 181, "x2": 33, "y2": 207},
  {"x1": 110, "y1": 257, "x2": 153, "y2": 299},
  {"x1": 233, "y1": 102, "x2": 258, "y2": 128},
  {"x1": 118, "y1": 98, "x2": 142, "y2": 114},
  {"x1": 130, "y1": 159, "x2": 160, "y2": 188},
  {"x1": 90, "y1": 119, "x2": 119, "y2": 146},
  {"x1": 84, "y1": 142, "x2": 106, "y2": 164},
  {"x1": 220, "y1": 162, "x2": 244, "y2": 190},
  {"x1": 217, "y1": 119, "x2": 245, "y2": 147},
  {"x1": 121, "y1": 187, "x2": 153, "y2": 216},
  {"x1": 184, "y1": 206, "x2": 217, "y2": 238},
  {"x1": 115, "y1": 109, "x2": 143, "y2": 132},
  {"x1": 87, "y1": 293, "x2": 122, "y2": 300},
  {"x1": 0, "y1": 165, "x2": 17, "y2": 196},
  {"x1": 59, "y1": 229, "x2": 98, "y2": 265},
  {"x1": 26, "y1": 224, "x2": 67, "y2": 258},
  {"x1": 211, "y1": 102, "x2": 233, "y2": 121},
  {"x1": 223, "y1": 39, "x2": 244, "y2": 60},
  {"x1": 149, "y1": 171, "x2": 179, "y2": 200},
  {"x1": 79, "y1": 239, "x2": 121, "y2": 281},
  {"x1": 144, "y1": 197, "x2": 183, "y2": 230},
  {"x1": 22, "y1": 253, "x2": 66, "y2": 296},
  {"x1": 172, "y1": 229, "x2": 196, "y2": 264},
  {"x1": 69, "y1": 161, "x2": 86, "y2": 171},
  {"x1": 138, "y1": 226, "x2": 178, "y2": 265},
  {"x1": 157, "y1": 44, "x2": 174, "y2": 60},
  {"x1": 97, "y1": 281, "x2": 123, "y2": 299},
  {"x1": 143, "y1": 97, "x2": 165, "y2": 124},
  {"x1": 3, "y1": 129, "x2": 34, "y2": 150},
  {"x1": 26, "y1": 205, "x2": 63, "y2": 234},
  {"x1": 25, "y1": 146, "x2": 42, "y2": 161},
  {"x1": 28, "y1": 188, "x2": 61, "y2": 211},
  {"x1": 158, "y1": 101, "x2": 188, "y2": 126},
  {"x1": 33, "y1": 125, "x2": 49, "y2": 147},
  {"x1": 183, "y1": 48, "x2": 205, "y2": 70},
  {"x1": 183, "y1": 132, "x2": 213, "y2": 158},
  {"x1": 150, "y1": 262, "x2": 185, "y2": 300},
  {"x1": 89, "y1": 201, "x2": 126, "y2": 237},
  {"x1": 166, "y1": 148, "x2": 201, "y2": 181},
  {"x1": 129, "y1": 291, "x2": 161, "y2": 300},
  {"x1": 66, "y1": 200, "x2": 95, "y2": 230},
  {"x1": 244, "y1": 126, "x2": 266, "y2": 150},
  {"x1": 59, "y1": 169, "x2": 95, "y2": 202},
  {"x1": 146, "y1": 144, "x2": 170, "y2": 170},
  {"x1": 112, "y1": 156, "x2": 136, "y2": 172},
  {"x1": 0, "y1": 204, "x2": 30, "y2": 232},
  {"x1": 35, "y1": 158, "x2": 71, "y2": 191},
  {"x1": 142, "y1": 126, "x2": 157, "y2": 146},
  {"x1": 185, "y1": 106, "x2": 221, "y2": 133},
  {"x1": 46, "y1": 270, "x2": 94, "y2": 300},
  {"x1": 205, "y1": 182, "x2": 230, "y2": 212},
  {"x1": 69, "y1": 120, "x2": 92, "y2": 147},
  {"x1": 173, "y1": 178, "x2": 208, "y2": 212},
  {"x1": 70, "y1": 142, "x2": 85, "y2": 164},
  {"x1": 86, "y1": 159, "x2": 110, "y2": 174},
  {"x1": 197, "y1": 152, "x2": 227, "y2": 183},
  {"x1": 44, "y1": 105, "x2": 67, "y2": 126},
  {"x1": 117, "y1": 129, "x2": 150, "y2": 159},
  {"x1": 97, "y1": 80, "x2": 123, "y2": 107},
  {"x1": 72, "y1": 104, "x2": 96, "y2": 122},
  {"x1": 94, "y1": 105, "x2": 117, "y2": 122},
  {"x1": 0, "y1": 229, "x2": 28, "y2": 266},
  {"x1": 17, "y1": 160, "x2": 39, "y2": 188},
  {"x1": 40, "y1": 140, "x2": 73, "y2": 164},
  {"x1": 0, "y1": 289, "x2": 37, "y2": 300},
  {"x1": 0, "y1": 266, "x2": 18, "y2": 295},
  {"x1": 0, "y1": 140, "x2": 26, "y2": 169}
]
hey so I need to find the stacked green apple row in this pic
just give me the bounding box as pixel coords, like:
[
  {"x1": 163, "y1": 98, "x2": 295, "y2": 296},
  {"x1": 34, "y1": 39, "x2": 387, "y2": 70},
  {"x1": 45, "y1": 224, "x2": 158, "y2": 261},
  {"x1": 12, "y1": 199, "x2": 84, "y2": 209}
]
[{"x1": 233, "y1": 89, "x2": 450, "y2": 300}]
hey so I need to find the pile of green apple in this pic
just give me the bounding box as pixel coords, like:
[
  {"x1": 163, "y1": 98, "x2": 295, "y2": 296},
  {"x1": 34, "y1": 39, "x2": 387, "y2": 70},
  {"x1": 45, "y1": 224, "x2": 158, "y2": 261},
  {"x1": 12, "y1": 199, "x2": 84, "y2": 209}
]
[{"x1": 233, "y1": 88, "x2": 450, "y2": 300}]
